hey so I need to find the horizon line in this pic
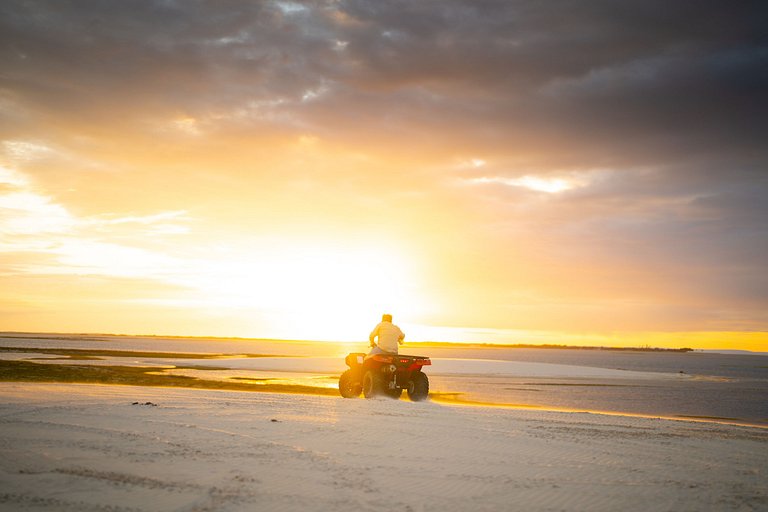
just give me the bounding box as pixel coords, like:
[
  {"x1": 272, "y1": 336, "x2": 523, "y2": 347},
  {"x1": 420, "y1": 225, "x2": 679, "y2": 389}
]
[{"x1": 1, "y1": 330, "x2": 767, "y2": 354}]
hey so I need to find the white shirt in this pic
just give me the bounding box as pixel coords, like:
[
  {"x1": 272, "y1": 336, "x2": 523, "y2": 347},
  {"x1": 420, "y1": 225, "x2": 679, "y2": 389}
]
[{"x1": 369, "y1": 321, "x2": 405, "y2": 353}]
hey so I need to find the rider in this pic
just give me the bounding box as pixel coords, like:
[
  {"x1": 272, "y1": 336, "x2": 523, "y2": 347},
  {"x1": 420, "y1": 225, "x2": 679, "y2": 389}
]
[{"x1": 369, "y1": 313, "x2": 405, "y2": 354}]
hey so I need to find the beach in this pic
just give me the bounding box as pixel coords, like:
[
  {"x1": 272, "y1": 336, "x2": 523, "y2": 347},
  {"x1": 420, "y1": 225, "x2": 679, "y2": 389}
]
[
  {"x1": 1, "y1": 334, "x2": 767, "y2": 510},
  {"x1": 1, "y1": 382, "x2": 766, "y2": 511}
]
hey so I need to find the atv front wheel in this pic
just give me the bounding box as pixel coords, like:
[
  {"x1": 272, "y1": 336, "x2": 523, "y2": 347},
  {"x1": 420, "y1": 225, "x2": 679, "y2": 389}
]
[
  {"x1": 362, "y1": 370, "x2": 381, "y2": 398},
  {"x1": 407, "y1": 371, "x2": 429, "y2": 401},
  {"x1": 339, "y1": 370, "x2": 361, "y2": 398}
]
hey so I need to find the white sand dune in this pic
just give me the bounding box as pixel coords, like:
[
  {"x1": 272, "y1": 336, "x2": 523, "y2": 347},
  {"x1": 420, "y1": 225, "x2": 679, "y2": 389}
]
[{"x1": 0, "y1": 383, "x2": 766, "y2": 511}]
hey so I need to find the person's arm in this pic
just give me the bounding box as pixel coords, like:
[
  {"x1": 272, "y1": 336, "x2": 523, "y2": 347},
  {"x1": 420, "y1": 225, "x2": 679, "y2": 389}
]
[
  {"x1": 369, "y1": 324, "x2": 380, "y2": 347},
  {"x1": 398, "y1": 327, "x2": 405, "y2": 345}
]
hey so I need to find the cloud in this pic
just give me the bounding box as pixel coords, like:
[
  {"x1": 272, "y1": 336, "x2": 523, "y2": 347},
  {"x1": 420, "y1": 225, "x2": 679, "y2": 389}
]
[
  {"x1": 3, "y1": 1, "x2": 764, "y2": 160},
  {"x1": 0, "y1": 165, "x2": 192, "y2": 277},
  {"x1": 0, "y1": 165, "x2": 75, "y2": 236},
  {"x1": 2, "y1": 140, "x2": 58, "y2": 162},
  {"x1": 465, "y1": 168, "x2": 607, "y2": 194}
]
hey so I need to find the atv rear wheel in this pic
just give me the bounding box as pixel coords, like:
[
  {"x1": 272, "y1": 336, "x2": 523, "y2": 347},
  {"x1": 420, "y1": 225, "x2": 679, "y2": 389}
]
[
  {"x1": 407, "y1": 371, "x2": 429, "y2": 401},
  {"x1": 362, "y1": 370, "x2": 381, "y2": 398},
  {"x1": 339, "y1": 370, "x2": 361, "y2": 398}
]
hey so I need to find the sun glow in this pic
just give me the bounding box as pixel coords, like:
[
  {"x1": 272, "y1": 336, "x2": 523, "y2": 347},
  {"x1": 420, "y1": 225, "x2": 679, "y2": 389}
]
[{"x1": 175, "y1": 242, "x2": 430, "y2": 341}]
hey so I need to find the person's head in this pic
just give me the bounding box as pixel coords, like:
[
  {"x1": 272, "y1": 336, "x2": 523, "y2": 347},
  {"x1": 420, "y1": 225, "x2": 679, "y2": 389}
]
[{"x1": 382, "y1": 313, "x2": 393, "y2": 323}]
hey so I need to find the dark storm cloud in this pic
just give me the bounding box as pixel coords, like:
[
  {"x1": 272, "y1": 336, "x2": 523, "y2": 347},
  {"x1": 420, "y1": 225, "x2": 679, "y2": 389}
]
[
  {"x1": 0, "y1": 1, "x2": 335, "y2": 130},
  {"x1": 2, "y1": 1, "x2": 765, "y2": 146},
  {"x1": 333, "y1": 3, "x2": 766, "y2": 104}
]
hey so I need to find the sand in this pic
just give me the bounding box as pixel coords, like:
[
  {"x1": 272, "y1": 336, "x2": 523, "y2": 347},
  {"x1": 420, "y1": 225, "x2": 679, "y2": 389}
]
[{"x1": 0, "y1": 383, "x2": 766, "y2": 511}]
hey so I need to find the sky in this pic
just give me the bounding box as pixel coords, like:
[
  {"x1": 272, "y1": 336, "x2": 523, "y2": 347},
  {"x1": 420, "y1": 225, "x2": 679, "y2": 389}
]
[{"x1": 1, "y1": 1, "x2": 767, "y2": 350}]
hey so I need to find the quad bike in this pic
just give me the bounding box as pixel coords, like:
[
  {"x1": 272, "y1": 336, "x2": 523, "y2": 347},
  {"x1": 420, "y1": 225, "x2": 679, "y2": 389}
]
[{"x1": 338, "y1": 352, "x2": 431, "y2": 401}]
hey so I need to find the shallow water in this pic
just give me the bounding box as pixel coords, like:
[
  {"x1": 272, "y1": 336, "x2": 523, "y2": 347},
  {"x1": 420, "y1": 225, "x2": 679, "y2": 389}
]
[
  {"x1": 426, "y1": 348, "x2": 768, "y2": 425},
  {"x1": 430, "y1": 374, "x2": 768, "y2": 425}
]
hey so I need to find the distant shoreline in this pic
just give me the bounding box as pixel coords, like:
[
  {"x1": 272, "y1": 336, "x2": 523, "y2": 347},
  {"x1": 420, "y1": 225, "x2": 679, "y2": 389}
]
[
  {"x1": 4, "y1": 331, "x2": 768, "y2": 355},
  {"x1": 1, "y1": 331, "x2": 693, "y2": 352}
]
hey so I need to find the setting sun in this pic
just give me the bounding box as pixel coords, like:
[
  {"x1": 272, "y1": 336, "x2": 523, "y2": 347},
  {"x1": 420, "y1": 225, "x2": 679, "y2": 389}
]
[{"x1": 175, "y1": 241, "x2": 430, "y2": 340}]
